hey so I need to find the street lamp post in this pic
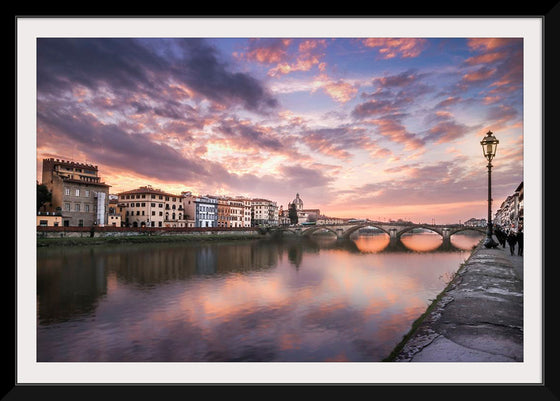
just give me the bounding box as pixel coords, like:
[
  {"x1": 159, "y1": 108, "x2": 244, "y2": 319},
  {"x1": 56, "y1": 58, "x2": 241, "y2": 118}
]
[{"x1": 480, "y1": 130, "x2": 499, "y2": 248}]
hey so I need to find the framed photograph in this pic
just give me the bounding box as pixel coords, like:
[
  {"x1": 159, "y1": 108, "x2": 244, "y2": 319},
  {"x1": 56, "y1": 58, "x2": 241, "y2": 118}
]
[{"x1": 16, "y1": 14, "x2": 547, "y2": 390}]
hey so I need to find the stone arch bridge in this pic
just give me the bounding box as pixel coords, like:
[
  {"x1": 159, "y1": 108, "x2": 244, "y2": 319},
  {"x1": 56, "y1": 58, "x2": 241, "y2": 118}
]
[{"x1": 271, "y1": 222, "x2": 486, "y2": 242}]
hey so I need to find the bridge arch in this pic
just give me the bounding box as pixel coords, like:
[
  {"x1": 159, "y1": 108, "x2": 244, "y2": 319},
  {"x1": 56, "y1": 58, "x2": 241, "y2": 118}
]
[
  {"x1": 302, "y1": 226, "x2": 339, "y2": 238},
  {"x1": 341, "y1": 223, "x2": 391, "y2": 240},
  {"x1": 397, "y1": 225, "x2": 443, "y2": 238},
  {"x1": 449, "y1": 226, "x2": 486, "y2": 236}
]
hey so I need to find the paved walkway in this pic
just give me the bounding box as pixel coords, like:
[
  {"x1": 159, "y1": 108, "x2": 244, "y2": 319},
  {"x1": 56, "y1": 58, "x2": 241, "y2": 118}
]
[{"x1": 394, "y1": 239, "x2": 523, "y2": 362}]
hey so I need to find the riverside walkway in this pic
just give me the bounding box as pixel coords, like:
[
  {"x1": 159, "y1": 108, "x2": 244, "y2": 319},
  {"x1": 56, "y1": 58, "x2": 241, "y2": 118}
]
[{"x1": 392, "y1": 241, "x2": 523, "y2": 362}]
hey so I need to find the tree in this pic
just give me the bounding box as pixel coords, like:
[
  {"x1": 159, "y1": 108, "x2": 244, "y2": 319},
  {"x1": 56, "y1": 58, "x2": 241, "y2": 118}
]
[
  {"x1": 288, "y1": 203, "x2": 298, "y2": 225},
  {"x1": 37, "y1": 182, "x2": 52, "y2": 211}
]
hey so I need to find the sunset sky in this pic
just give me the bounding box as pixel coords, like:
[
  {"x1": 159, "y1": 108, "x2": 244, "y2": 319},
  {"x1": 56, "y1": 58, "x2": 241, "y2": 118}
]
[{"x1": 35, "y1": 33, "x2": 525, "y2": 224}]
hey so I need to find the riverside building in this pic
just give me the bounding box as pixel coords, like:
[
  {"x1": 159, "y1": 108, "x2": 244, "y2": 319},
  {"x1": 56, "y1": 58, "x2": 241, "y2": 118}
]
[
  {"x1": 494, "y1": 182, "x2": 524, "y2": 230},
  {"x1": 41, "y1": 157, "x2": 110, "y2": 227},
  {"x1": 117, "y1": 186, "x2": 185, "y2": 228},
  {"x1": 217, "y1": 197, "x2": 246, "y2": 228},
  {"x1": 251, "y1": 198, "x2": 279, "y2": 227},
  {"x1": 287, "y1": 193, "x2": 320, "y2": 224},
  {"x1": 182, "y1": 192, "x2": 218, "y2": 228}
]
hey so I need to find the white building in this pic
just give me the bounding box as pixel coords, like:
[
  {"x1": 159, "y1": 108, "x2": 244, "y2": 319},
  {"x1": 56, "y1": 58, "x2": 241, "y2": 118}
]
[
  {"x1": 251, "y1": 198, "x2": 279, "y2": 226},
  {"x1": 287, "y1": 193, "x2": 320, "y2": 224},
  {"x1": 182, "y1": 192, "x2": 218, "y2": 228},
  {"x1": 494, "y1": 182, "x2": 523, "y2": 230}
]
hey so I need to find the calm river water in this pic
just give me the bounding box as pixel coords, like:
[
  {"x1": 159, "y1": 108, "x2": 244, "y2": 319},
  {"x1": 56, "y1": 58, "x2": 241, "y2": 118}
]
[{"x1": 36, "y1": 232, "x2": 482, "y2": 362}]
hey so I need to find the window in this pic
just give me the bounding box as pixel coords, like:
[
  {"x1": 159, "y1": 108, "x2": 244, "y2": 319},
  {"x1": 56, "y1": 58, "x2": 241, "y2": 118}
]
[
  {"x1": 75, "y1": 204, "x2": 80, "y2": 211},
  {"x1": 85, "y1": 190, "x2": 90, "y2": 197},
  {"x1": 39, "y1": 220, "x2": 48, "y2": 227},
  {"x1": 75, "y1": 189, "x2": 80, "y2": 196},
  {"x1": 64, "y1": 203, "x2": 70, "y2": 211},
  {"x1": 85, "y1": 204, "x2": 90, "y2": 212},
  {"x1": 78, "y1": 220, "x2": 84, "y2": 227}
]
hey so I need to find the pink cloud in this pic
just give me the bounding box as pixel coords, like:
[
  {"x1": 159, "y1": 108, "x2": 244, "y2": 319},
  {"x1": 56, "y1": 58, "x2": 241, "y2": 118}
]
[
  {"x1": 369, "y1": 118, "x2": 424, "y2": 151},
  {"x1": 266, "y1": 39, "x2": 328, "y2": 77},
  {"x1": 467, "y1": 38, "x2": 513, "y2": 52},
  {"x1": 244, "y1": 38, "x2": 292, "y2": 64},
  {"x1": 462, "y1": 66, "x2": 497, "y2": 82},
  {"x1": 362, "y1": 38, "x2": 427, "y2": 59},
  {"x1": 313, "y1": 74, "x2": 358, "y2": 103}
]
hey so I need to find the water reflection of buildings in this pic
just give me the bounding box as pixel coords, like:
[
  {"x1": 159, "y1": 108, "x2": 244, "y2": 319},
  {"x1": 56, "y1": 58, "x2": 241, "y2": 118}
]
[
  {"x1": 37, "y1": 249, "x2": 108, "y2": 324},
  {"x1": 37, "y1": 232, "x2": 481, "y2": 324}
]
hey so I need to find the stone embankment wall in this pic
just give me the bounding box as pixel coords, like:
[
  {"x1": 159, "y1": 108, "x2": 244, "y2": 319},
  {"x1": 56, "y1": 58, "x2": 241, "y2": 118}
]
[
  {"x1": 389, "y1": 243, "x2": 523, "y2": 362},
  {"x1": 37, "y1": 226, "x2": 262, "y2": 239}
]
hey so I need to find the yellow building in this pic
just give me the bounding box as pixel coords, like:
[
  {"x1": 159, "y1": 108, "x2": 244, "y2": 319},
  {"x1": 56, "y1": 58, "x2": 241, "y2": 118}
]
[
  {"x1": 118, "y1": 186, "x2": 186, "y2": 228},
  {"x1": 36, "y1": 211, "x2": 63, "y2": 227}
]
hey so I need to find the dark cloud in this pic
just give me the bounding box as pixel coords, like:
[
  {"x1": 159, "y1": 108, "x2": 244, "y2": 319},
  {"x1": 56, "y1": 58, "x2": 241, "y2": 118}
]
[
  {"x1": 37, "y1": 106, "x2": 228, "y2": 184},
  {"x1": 279, "y1": 165, "x2": 333, "y2": 188},
  {"x1": 301, "y1": 126, "x2": 395, "y2": 160},
  {"x1": 37, "y1": 38, "x2": 278, "y2": 115},
  {"x1": 351, "y1": 99, "x2": 397, "y2": 119},
  {"x1": 37, "y1": 38, "x2": 166, "y2": 96},
  {"x1": 423, "y1": 120, "x2": 472, "y2": 144},
  {"x1": 172, "y1": 39, "x2": 278, "y2": 113},
  {"x1": 373, "y1": 69, "x2": 425, "y2": 88},
  {"x1": 216, "y1": 119, "x2": 285, "y2": 153}
]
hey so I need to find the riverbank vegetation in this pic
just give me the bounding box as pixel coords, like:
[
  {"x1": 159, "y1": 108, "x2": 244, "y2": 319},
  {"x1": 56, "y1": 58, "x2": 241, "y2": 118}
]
[{"x1": 36, "y1": 233, "x2": 263, "y2": 247}]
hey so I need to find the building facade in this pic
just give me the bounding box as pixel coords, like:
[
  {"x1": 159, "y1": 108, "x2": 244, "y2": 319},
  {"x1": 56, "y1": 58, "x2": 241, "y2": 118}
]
[
  {"x1": 251, "y1": 198, "x2": 278, "y2": 226},
  {"x1": 464, "y1": 217, "x2": 487, "y2": 227},
  {"x1": 36, "y1": 211, "x2": 63, "y2": 227},
  {"x1": 182, "y1": 192, "x2": 218, "y2": 228},
  {"x1": 118, "y1": 186, "x2": 185, "y2": 228},
  {"x1": 287, "y1": 193, "x2": 320, "y2": 224},
  {"x1": 217, "y1": 197, "x2": 246, "y2": 228},
  {"x1": 494, "y1": 182, "x2": 524, "y2": 230},
  {"x1": 41, "y1": 158, "x2": 110, "y2": 227}
]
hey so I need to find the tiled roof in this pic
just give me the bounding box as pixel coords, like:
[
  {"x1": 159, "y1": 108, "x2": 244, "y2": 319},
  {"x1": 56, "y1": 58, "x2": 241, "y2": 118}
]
[{"x1": 117, "y1": 186, "x2": 179, "y2": 198}]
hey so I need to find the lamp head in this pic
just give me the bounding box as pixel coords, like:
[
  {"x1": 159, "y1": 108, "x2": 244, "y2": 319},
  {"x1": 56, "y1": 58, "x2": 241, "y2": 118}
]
[{"x1": 480, "y1": 131, "x2": 499, "y2": 162}]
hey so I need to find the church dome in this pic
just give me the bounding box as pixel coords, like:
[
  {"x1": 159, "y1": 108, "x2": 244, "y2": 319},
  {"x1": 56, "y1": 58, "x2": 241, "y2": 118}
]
[{"x1": 291, "y1": 193, "x2": 303, "y2": 210}]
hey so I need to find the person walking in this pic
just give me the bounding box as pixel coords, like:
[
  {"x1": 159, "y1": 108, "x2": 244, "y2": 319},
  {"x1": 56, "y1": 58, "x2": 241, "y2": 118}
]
[
  {"x1": 495, "y1": 225, "x2": 506, "y2": 248},
  {"x1": 516, "y1": 227, "x2": 523, "y2": 256},
  {"x1": 506, "y1": 230, "x2": 517, "y2": 256}
]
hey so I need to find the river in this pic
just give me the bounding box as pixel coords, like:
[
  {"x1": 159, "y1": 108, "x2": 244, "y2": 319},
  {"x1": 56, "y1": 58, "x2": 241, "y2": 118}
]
[{"x1": 36, "y1": 231, "x2": 482, "y2": 362}]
